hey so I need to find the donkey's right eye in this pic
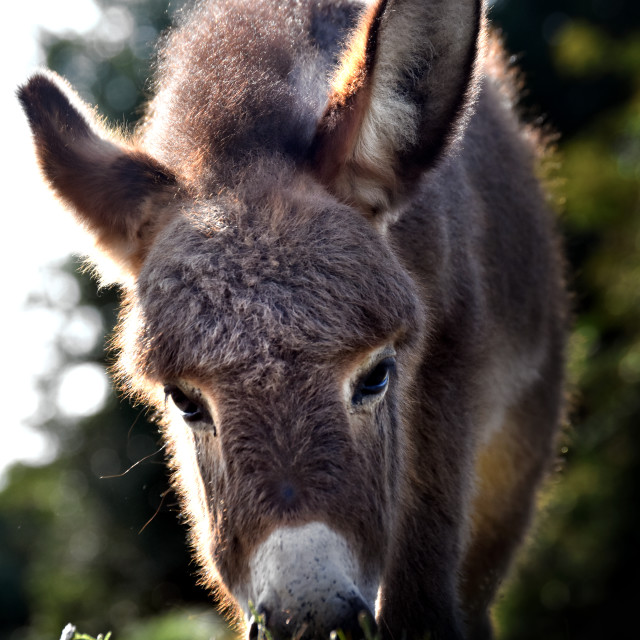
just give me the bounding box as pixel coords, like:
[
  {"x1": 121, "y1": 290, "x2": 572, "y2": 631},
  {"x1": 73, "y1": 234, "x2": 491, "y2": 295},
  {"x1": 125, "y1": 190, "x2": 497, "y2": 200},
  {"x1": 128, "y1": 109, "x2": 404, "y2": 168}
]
[{"x1": 164, "y1": 384, "x2": 215, "y2": 431}]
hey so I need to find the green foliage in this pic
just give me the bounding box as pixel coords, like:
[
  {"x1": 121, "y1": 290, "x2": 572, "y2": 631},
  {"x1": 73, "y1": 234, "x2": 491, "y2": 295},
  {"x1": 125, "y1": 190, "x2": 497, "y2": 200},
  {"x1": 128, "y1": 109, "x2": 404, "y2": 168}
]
[
  {"x1": 116, "y1": 608, "x2": 232, "y2": 640},
  {"x1": 61, "y1": 623, "x2": 112, "y2": 640},
  {"x1": 59, "y1": 610, "x2": 233, "y2": 640},
  {"x1": 4, "y1": 1, "x2": 639, "y2": 639},
  {"x1": 248, "y1": 602, "x2": 274, "y2": 640}
]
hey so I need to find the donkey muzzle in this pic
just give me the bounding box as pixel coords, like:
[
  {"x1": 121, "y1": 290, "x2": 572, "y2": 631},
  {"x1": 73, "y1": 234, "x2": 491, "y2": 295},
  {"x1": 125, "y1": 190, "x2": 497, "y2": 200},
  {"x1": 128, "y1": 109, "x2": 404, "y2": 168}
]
[{"x1": 243, "y1": 522, "x2": 378, "y2": 640}]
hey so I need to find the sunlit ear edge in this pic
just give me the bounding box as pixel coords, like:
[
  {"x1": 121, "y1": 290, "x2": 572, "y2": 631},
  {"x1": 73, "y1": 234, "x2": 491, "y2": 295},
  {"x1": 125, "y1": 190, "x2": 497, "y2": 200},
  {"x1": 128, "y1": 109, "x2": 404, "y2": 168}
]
[{"x1": 18, "y1": 69, "x2": 182, "y2": 285}]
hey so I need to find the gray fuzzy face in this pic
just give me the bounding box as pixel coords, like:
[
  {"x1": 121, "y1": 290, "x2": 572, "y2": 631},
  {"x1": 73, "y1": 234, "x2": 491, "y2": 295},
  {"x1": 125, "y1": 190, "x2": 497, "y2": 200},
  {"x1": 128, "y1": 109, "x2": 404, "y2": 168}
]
[{"x1": 120, "y1": 173, "x2": 425, "y2": 631}]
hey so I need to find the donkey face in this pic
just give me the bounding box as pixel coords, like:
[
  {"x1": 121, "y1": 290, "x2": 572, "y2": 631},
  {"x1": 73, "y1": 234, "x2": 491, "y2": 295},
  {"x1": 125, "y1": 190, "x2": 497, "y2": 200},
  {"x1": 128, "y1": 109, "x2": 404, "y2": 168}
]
[
  {"x1": 20, "y1": 0, "x2": 567, "y2": 639},
  {"x1": 126, "y1": 179, "x2": 424, "y2": 635}
]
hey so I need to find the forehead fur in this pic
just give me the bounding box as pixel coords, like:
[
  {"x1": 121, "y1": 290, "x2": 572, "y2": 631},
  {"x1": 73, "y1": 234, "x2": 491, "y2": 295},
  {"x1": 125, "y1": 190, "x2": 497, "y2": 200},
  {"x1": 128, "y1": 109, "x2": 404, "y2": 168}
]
[
  {"x1": 119, "y1": 165, "x2": 423, "y2": 389},
  {"x1": 141, "y1": 0, "x2": 362, "y2": 189}
]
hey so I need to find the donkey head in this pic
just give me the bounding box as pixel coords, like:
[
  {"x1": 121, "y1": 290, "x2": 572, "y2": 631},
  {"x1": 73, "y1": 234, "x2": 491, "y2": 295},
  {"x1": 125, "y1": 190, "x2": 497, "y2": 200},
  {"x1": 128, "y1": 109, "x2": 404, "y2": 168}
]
[{"x1": 20, "y1": 0, "x2": 483, "y2": 638}]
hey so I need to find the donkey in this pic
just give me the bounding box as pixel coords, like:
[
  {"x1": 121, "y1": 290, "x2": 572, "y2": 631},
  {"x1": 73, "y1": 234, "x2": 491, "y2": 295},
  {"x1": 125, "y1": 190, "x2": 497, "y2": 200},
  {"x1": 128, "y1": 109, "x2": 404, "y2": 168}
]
[{"x1": 19, "y1": 0, "x2": 567, "y2": 638}]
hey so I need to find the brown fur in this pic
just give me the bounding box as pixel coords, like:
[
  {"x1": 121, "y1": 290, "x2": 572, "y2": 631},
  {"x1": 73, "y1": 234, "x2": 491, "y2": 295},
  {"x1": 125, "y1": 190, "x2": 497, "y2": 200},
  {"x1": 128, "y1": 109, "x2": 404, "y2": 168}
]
[{"x1": 19, "y1": 1, "x2": 567, "y2": 639}]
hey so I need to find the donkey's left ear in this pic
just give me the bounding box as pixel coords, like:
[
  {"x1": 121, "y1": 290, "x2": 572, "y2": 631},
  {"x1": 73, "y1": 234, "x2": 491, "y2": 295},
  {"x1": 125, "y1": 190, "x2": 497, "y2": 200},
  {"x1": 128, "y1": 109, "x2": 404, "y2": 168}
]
[
  {"x1": 311, "y1": 0, "x2": 484, "y2": 216},
  {"x1": 18, "y1": 71, "x2": 178, "y2": 279}
]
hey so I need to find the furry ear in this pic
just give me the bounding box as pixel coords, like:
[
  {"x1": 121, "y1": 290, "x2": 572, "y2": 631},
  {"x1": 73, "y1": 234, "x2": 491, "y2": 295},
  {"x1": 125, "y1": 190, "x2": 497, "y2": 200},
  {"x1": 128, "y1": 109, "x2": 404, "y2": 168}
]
[
  {"x1": 18, "y1": 71, "x2": 178, "y2": 279},
  {"x1": 311, "y1": 0, "x2": 484, "y2": 216}
]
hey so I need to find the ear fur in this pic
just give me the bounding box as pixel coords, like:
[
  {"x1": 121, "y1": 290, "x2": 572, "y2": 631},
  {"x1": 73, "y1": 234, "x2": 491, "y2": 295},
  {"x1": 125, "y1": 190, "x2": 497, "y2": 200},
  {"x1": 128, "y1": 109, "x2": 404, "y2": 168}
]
[
  {"x1": 18, "y1": 71, "x2": 178, "y2": 279},
  {"x1": 312, "y1": 0, "x2": 484, "y2": 215}
]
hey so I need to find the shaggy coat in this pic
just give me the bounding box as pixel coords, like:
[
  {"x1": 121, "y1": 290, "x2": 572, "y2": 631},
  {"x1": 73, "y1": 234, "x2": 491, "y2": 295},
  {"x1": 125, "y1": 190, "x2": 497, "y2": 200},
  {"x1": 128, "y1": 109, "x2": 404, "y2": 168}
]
[{"x1": 19, "y1": 1, "x2": 567, "y2": 639}]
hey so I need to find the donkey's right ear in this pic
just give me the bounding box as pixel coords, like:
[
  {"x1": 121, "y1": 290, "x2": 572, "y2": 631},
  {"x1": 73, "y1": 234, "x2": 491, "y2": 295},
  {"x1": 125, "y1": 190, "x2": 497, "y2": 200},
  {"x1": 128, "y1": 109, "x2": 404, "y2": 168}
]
[{"x1": 18, "y1": 71, "x2": 178, "y2": 279}]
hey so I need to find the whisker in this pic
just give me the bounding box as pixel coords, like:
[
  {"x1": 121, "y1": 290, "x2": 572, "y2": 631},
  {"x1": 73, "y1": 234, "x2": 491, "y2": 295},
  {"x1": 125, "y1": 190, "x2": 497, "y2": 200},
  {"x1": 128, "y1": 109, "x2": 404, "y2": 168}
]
[
  {"x1": 100, "y1": 444, "x2": 166, "y2": 479},
  {"x1": 139, "y1": 488, "x2": 170, "y2": 535},
  {"x1": 127, "y1": 408, "x2": 147, "y2": 441}
]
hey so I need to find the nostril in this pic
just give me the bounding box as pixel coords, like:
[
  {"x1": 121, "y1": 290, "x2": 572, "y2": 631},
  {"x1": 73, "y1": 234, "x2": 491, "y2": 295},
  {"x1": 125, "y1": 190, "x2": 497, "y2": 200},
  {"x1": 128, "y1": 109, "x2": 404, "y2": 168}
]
[
  {"x1": 357, "y1": 609, "x2": 378, "y2": 639},
  {"x1": 248, "y1": 619, "x2": 259, "y2": 640},
  {"x1": 331, "y1": 598, "x2": 377, "y2": 640}
]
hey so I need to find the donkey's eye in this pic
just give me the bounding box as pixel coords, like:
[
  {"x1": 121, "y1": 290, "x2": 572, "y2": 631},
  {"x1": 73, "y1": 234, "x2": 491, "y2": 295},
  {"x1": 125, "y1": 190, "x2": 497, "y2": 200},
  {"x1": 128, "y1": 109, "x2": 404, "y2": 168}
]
[
  {"x1": 164, "y1": 384, "x2": 215, "y2": 431},
  {"x1": 353, "y1": 357, "x2": 395, "y2": 405}
]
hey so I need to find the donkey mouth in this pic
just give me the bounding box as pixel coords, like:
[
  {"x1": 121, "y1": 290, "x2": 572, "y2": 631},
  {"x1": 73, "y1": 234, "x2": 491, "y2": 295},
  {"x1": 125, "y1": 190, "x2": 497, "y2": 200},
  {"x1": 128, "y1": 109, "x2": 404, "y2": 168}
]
[{"x1": 247, "y1": 600, "x2": 377, "y2": 640}]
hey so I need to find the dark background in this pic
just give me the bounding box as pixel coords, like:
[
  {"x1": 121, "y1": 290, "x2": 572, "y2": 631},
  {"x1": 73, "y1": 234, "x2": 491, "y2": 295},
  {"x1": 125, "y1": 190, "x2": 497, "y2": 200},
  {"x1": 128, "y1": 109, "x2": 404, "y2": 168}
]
[{"x1": 2, "y1": 0, "x2": 639, "y2": 638}]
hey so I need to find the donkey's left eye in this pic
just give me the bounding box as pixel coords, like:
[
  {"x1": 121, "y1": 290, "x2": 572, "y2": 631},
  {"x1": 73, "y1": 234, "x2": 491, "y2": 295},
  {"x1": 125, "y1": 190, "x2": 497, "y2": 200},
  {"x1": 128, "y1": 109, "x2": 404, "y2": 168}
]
[
  {"x1": 164, "y1": 384, "x2": 214, "y2": 430},
  {"x1": 353, "y1": 357, "x2": 395, "y2": 405}
]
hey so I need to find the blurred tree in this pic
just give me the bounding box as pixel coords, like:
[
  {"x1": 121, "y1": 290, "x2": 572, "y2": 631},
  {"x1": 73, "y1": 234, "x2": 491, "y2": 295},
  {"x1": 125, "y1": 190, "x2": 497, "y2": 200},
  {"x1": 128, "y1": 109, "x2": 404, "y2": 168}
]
[{"x1": 3, "y1": 0, "x2": 639, "y2": 639}]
